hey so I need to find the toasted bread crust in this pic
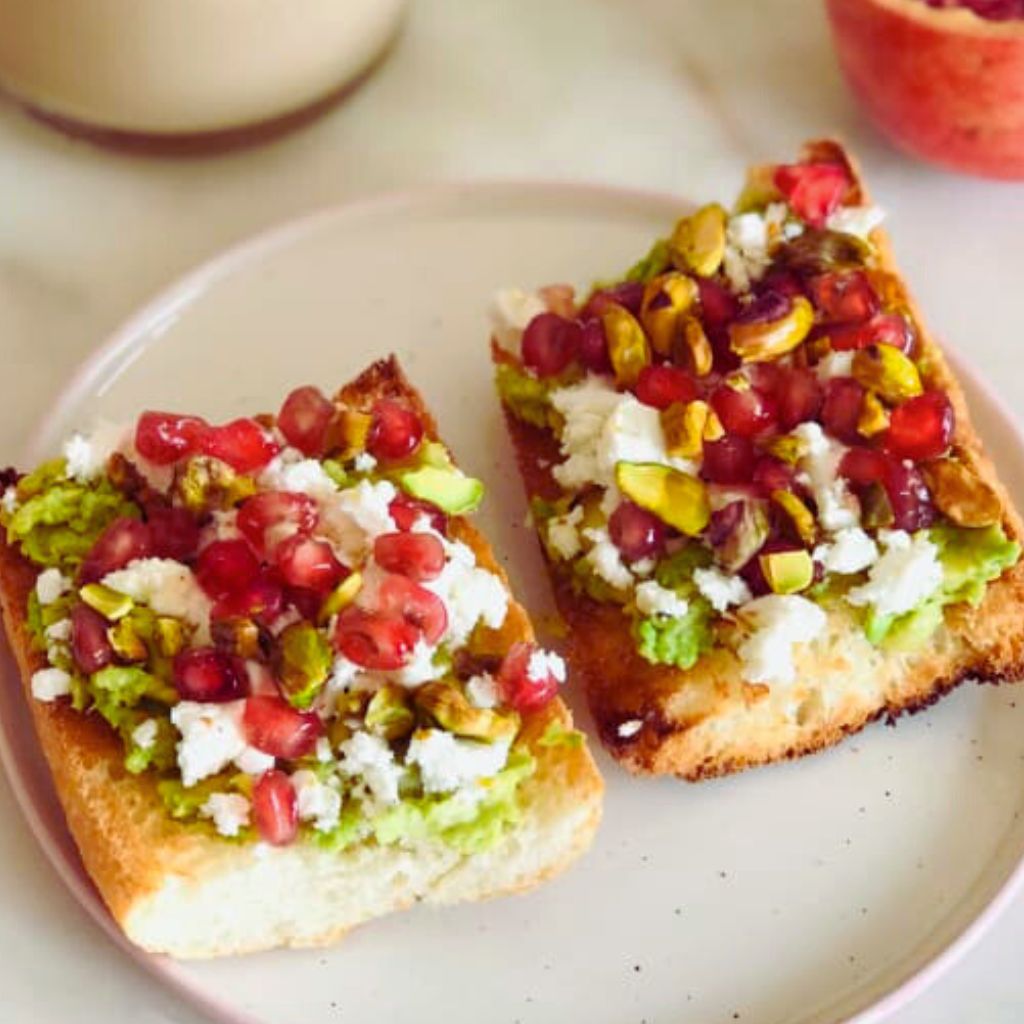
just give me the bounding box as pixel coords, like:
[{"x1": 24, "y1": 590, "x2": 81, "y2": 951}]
[
  {"x1": 496, "y1": 140, "x2": 1024, "y2": 780},
  {"x1": 0, "y1": 356, "x2": 603, "y2": 956}
]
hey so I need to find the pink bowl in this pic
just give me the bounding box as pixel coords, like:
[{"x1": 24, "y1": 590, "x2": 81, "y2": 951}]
[{"x1": 825, "y1": 0, "x2": 1024, "y2": 179}]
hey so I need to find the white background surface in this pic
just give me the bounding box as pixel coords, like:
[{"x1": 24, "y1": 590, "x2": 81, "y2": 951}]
[{"x1": 1, "y1": 1, "x2": 1023, "y2": 1021}]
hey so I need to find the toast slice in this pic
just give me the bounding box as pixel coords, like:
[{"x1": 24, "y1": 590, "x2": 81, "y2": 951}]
[
  {"x1": 492, "y1": 139, "x2": 1024, "y2": 780},
  {"x1": 0, "y1": 357, "x2": 602, "y2": 957}
]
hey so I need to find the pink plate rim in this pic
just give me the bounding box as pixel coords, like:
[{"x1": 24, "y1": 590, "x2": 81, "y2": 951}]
[{"x1": 2, "y1": 179, "x2": 1023, "y2": 1024}]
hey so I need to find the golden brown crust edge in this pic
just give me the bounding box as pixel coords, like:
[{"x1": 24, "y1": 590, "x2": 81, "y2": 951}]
[
  {"x1": 0, "y1": 354, "x2": 603, "y2": 951},
  {"x1": 493, "y1": 140, "x2": 1024, "y2": 780}
]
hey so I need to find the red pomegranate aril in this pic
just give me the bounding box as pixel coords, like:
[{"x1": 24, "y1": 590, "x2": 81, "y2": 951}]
[
  {"x1": 388, "y1": 493, "x2": 448, "y2": 534},
  {"x1": 753, "y1": 456, "x2": 796, "y2": 496},
  {"x1": 581, "y1": 281, "x2": 645, "y2": 319},
  {"x1": 697, "y1": 277, "x2": 740, "y2": 329},
  {"x1": 497, "y1": 642, "x2": 560, "y2": 714},
  {"x1": 212, "y1": 572, "x2": 284, "y2": 625},
  {"x1": 79, "y1": 517, "x2": 153, "y2": 584},
  {"x1": 757, "y1": 270, "x2": 805, "y2": 302},
  {"x1": 284, "y1": 585, "x2": 323, "y2": 622},
  {"x1": 367, "y1": 400, "x2": 424, "y2": 462},
  {"x1": 200, "y1": 418, "x2": 280, "y2": 474},
  {"x1": 70, "y1": 603, "x2": 114, "y2": 674},
  {"x1": 579, "y1": 318, "x2": 613, "y2": 373},
  {"x1": 820, "y1": 377, "x2": 866, "y2": 444},
  {"x1": 146, "y1": 505, "x2": 201, "y2": 562},
  {"x1": 885, "y1": 391, "x2": 955, "y2": 461},
  {"x1": 243, "y1": 695, "x2": 322, "y2": 759},
  {"x1": 172, "y1": 647, "x2": 248, "y2": 702},
  {"x1": 277, "y1": 385, "x2": 334, "y2": 457},
  {"x1": 375, "y1": 573, "x2": 448, "y2": 644},
  {"x1": 196, "y1": 539, "x2": 261, "y2": 600},
  {"x1": 333, "y1": 608, "x2": 420, "y2": 670},
  {"x1": 710, "y1": 382, "x2": 777, "y2": 438},
  {"x1": 829, "y1": 313, "x2": 913, "y2": 354},
  {"x1": 774, "y1": 366, "x2": 824, "y2": 429},
  {"x1": 275, "y1": 535, "x2": 345, "y2": 595},
  {"x1": 701, "y1": 435, "x2": 756, "y2": 485},
  {"x1": 237, "y1": 491, "x2": 318, "y2": 554},
  {"x1": 735, "y1": 290, "x2": 793, "y2": 326},
  {"x1": 252, "y1": 770, "x2": 298, "y2": 846},
  {"x1": 521, "y1": 313, "x2": 582, "y2": 378},
  {"x1": 839, "y1": 447, "x2": 889, "y2": 486},
  {"x1": 773, "y1": 162, "x2": 851, "y2": 227},
  {"x1": 634, "y1": 365, "x2": 698, "y2": 410},
  {"x1": 374, "y1": 531, "x2": 446, "y2": 582},
  {"x1": 135, "y1": 412, "x2": 208, "y2": 465},
  {"x1": 884, "y1": 461, "x2": 936, "y2": 532},
  {"x1": 807, "y1": 271, "x2": 879, "y2": 325},
  {"x1": 608, "y1": 501, "x2": 667, "y2": 562}
]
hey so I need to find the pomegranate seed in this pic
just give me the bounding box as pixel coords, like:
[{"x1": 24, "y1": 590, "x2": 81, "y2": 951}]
[
  {"x1": 237, "y1": 491, "x2": 318, "y2": 555},
  {"x1": 828, "y1": 313, "x2": 913, "y2": 354},
  {"x1": 284, "y1": 585, "x2": 324, "y2": 622},
  {"x1": 579, "y1": 318, "x2": 613, "y2": 373},
  {"x1": 773, "y1": 162, "x2": 851, "y2": 227},
  {"x1": 196, "y1": 539, "x2": 261, "y2": 600},
  {"x1": 707, "y1": 500, "x2": 759, "y2": 549},
  {"x1": 741, "y1": 539, "x2": 804, "y2": 598},
  {"x1": 70, "y1": 603, "x2": 114, "y2": 674},
  {"x1": 79, "y1": 517, "x2": 153, "y2": 584},
  {"x1": 367, "y1": 400, "x2": 424, "y2": 462},
  {"x1": 634, "y1": 365, "x2": 698, "y2": 410},
  {"x1": 581, "y1": 281, "x2": 645, "y2": 319},
  {"x1": 773, "y1": 366, "x2": 824, "y2": 429},
  {"x1": 710, "y1": 381, "x2": 777, "y2": 438},
  {"x1": 275, "y1": 535, "x2": 345, "y2": 594},
  {"x1": 736, "y1": 289, "x2": 793, "y2": 326},
  {"x1": 884, "y1": 460, "x2": 935, "y2": 531},
  {"x1": 277, "y1": 386, "x2": 334, "y2": 457},
  {"x1": 807, "y1": 271, "x2": 879, "y2": 324},
  {"x1": 388, "y1": 493, "x2": 448, "y2": 534},
  {"x1": 374, "y1": 531, "x2": 446, "y2": 582},
  {"x1": 333, "y1": 608, "x2": 420, "y2": 670},
  {"x1": 521, "y1": 313, "x2": 582, "y2": 378},
  {"x1": 375, "y1": 573, "x2": 448, "y2": 644},
  {"x1": 753, "y1": 457, "x2": 796, "y2": 496},
  {"x1": 608, "y1": 501, "x2": 667, "y2": 562},
  {"x1": 757, "y1": 270, "x2": 806, "y2": 302},
  {"x1": 243, "y1": 695, "x2": 322, "y2": 759},
  {"x1": 212, "y1": 571, "x2": 284, "y2": 625},
  {"x1": 497, "y1": 642, "x2": 560, "y2": 714},
  {"x1": 252, "y1": 770, "x2": 298, "y2": 846},
  {"x1": 820, "y1": 377, "x2": 866, "y2": 444},
  {"x1": 885, "y1": 391, "x2": 955, "y2": 461},
  {"x1": 172, "y1": 647, "x2": 248, "y2": 702},
  {"x1": 146, "y1": 505, "x2": 201, "y2": 562},
  {"x1": 701, "y1": 435, "x2": 756, "y2": 485},
  {"x1": 839, "y1": 447, "x2": 889, "y2": 486},
  {"x1": 697, "y1": 278, "x2": 740, "y2": 332},
  {"x1": 201, "y1": 418, "x2": 279, "y2": 473},
  {"x1": 134, "y1": 412, "x2": 208, "y2": 465}
]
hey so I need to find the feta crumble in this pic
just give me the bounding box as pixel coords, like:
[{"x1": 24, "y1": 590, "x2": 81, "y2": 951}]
[
  {"x1": 635, "y1": 580, "x2": 689, "y2": 619},
  {"x1": 353, "y1": 452, "x2": 378, "y2": 474},
  {"x1": 235, "y1": 746, "x2": 276, "y2": 776},
  {"x1": 31, "y1": 667, "x2": 71, "y2": 702},
  {"x1": 62, "y1": 421, "x2": 128, "y2": 483},
  {"x1": 490, "y1": 287, "x2": 548, "y2": 349},
  {"x1": 582, "y1": 526, "x2": 634, "y2": 591},
  {"x1": 722, "y1": 211, "x2": 770, "y2": 294},
  {"x1": 405, "y1": 729, "x2": 511, "y2": 795},
  {"x1": 102, "y1": 559, "x2": 214, "y2": 642},
  {"x1": 792, "y1": 422, "x2": 859, "y2": 532},
  {"x1": 617, "y1": 719, "x2": 643, "y2": 739},
  {"x1": 815, "y1": 350, "x2": 855, "y2": 381},
  {"x1": 693, "y1": 566, "x2": 752, "y2": 613},
  {"x1": 35, "y1": 568, "x2": 71, "y2": 606},
  {"x1": 423, "y1": 538, "x2": 509, "y2": 647},
  {"x1": 259, "y1": 449, "x2": 339, "y2": 502},
  {"x1": 1, "y1": 486, "x2": 17, "y2": 515},
  {"x1": 527, "y1": 649, "x2": 566, "y2": 684},
  {"x1": 200, "y1": 793, "x2": 250, "y2": 838},
  {"x1": 846, "y1": 530, "x2": 943, "y2": 618},
  {"x1": 737, "y1": 595, "x2": 827, "y2": 686},
  {"x1": 291, "y1": 769, "x2": 342, "y2": 832},
  {"x1": 171, "y1": 701, "x2": 247, "y2": 787},
  {"x1": 319, "y1": 478, "x2": 398, "y2": 563},
  {"x1": 465, "y1": 673, "x2": 499, "y2": 709},
  {"x1": 825, "y1": 205, "x2": 885, "y2": 241},
  {"x1": 131, "y1": 718, "x2": 158, "y2": 751},
  {"x1": 814, "y1": 527, "x2": 878, "y2": 575},
  {"x1": 547, "y1": 505, "x2": 584, "y2": 560},
  {"x1": 339, "y1": 731, "x2": 402, "y2": 806}
]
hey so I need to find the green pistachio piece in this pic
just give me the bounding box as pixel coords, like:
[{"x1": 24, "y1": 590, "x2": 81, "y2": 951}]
[
  {"x1": 364, "y1": 684, "x2": 415, "y2": 741},
  {"x1": 673, "y1": 315, "x2": 714, "y2": 377},
  {"x1": 602, "y1": 304, "x2": 651, "y2": 387},
  {"x1": 395, "y1": 466, "x2": 483, "y2": 515},
  {"x1": 639, "y1": 272, "x2": 698, "y2": 355},
  {"x1": 173, "y1": 456, "x2": 256, "y2": 514},
  {"x1": 153, "y1": 616, "x2": 186, "y2": 657},
  {"x1": 211, "y1": 616, "x2": 264, "y2": 660},
  {"x1": 712, "y1": 499, "x2": 770, "y2": 572},
  {"x1": 107, "y1": 619, "x2": 147, "y2": 662},
  {"x1": 325, "y1": 408, "x2": 372, "y2": 462},
  {"x1": 274, "y1": 621, "x2": 332, "y2": 709},
  {"x1": 777, "y1": 229, "x2": 871, "y2": 274},
  {"x1": 614, "y1": 462, "x2": 710, "y2": 537},
  {"x1": 922, "y1": 458, "x2": 1002, "y2": 528},
  {"x1": 851, "y1": 344, "x2": 923, "y2": 404},
  {"x1": 319, "y1": 571, "x2": 364, "y2": 624},
  {"x1": 414, "y1": 681, "x2": 519, "y2": 742},
  {"x1": 661, "y1": 400, "x2": 713, "y2": 460},
  {"x1": 861, "y1": 481, "x2": 895, "y2": 529},
  {"x1": 771, "y1": 490, "x2": 817, "y2": 547},
  {"x1": 669, "y1": 203, "x2": 727, "y2": 277},
  {"x1": 759, "y1": 549, "x2": 814, "y2": 595},
  {"x1": 79, "y1": 584, "x2": 134, "y2": 621},
  {"x1": 729, "y1": 296, "x2": 814, "y2": 363},
  {"x1": 857, "y1": 390, "x2": 890, "y2": 438}
]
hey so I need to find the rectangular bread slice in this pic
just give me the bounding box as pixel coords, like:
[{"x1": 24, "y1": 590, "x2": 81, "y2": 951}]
[
  {"x1": 0, "y1": 356, "x2": 602, "y2": 957},
  {"x1": 494, "y1": 139, "x2": 1024, "y2": 780}
]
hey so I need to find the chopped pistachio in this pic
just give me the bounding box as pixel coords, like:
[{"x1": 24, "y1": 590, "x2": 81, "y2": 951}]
[
  {"x1": 861, "y1": 481, "x2": 895, "y2": 529},
  {"x1": 923, "y1": 458, "x2": 1002, "y2": 528},
  {"x1": 107, "y1": 619, "x2": 147, "y2": 662},
  {"x1": 211, "y1": 616, "x2": 264, "y2": 660},
  {"x1": 857, "y1": 390, "x2": 890, "y2": 438},
  {"x1": 759, "y1": 549, "x2": 814, "y2": 595},
  {"x1": 851, "y1": 344, "x2": 922, "y2": 404},
  {"x1": 640, "y1": 272, "x2": 698, "y2": 355},
  {"x1": 364, "y1": 685, "x2": 415, "y2": 741},
  {"x1": 762, "y1": 434, "x2": 807, "y2": 465},
  {"x1": 414, "y1": 682, "x2": 519, "y2": 742},
  {"x1": 325, "y1": 408, "x2": 373, "y2": 461},
  {"x1": 274, "y1": 622, "x2": 332, "y2": 709},
  {"x1": 79, "y1": 584, "x2": 134, "y2": 621},
  {"x1": 154, "y1": 616, "x2": 186, "y2": 657},
  {"x1": 674, "y1": 316, "x2": 714, "y2": 377},
  {"x1": 318, "y1": 571, "x2": 363, "y2": 624},
  {"x1": 669, "y1": 204, "x2": 728, "y2": 278},
  {"x1": 173, "y1": 456, "x2": 256, "y2": 514},
  {"x1": 777, "y1": 229, "x2": 871, "y2": 274},
  {"x1": 661, "y1": 400, "x2": 712, "y2": 460},
  {"x1": 712, "y1": 499, "x2": 770, "y2": 571},
  {"x1": 602, "y1": 305, "x2": 651, "y2": 387},
  {"x1": 729, "y1": 296, "x2": 814, "y2": 363},
  {"x1": 772, "y1": 490, "x2": 817, "y2": 546},
  {"x1": 615, "y1": 462, "x2": 710, "y2": 537}
]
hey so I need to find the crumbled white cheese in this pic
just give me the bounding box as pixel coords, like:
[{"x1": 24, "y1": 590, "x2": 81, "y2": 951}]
[
  {"x1": 465, "y1": 673, "x2": 499, "y2": 710},
  {"x1": 44, "y1": 619, "x2": 71, "y2": 643},
  {"x1": 635, "y1": 580, "x2": 689, "y2": 619},
  {"x1": 722, "y1": 211, "x2": 771, "y2": 293},
  {"x1": 737, "y1": 595, "x2": 827, "y2": 686},
  {"x1": 792, "y1": 421, "x2": 859, "y2": 532},
  {"x1": 319, "y1": 478, "x2": 398, "y2": 563},
  {"x1": 406, "y1": 729, "x2": 512, "y2": 795},
  {"x1": 388, "y1": 638, "x2": 440, "y2": 687},
  {"x1": 1, "y1": 486, "x2": 17, "y2": 515},
  {"x1": 814, "y1": 527, "x2": 878, "y2": 575},
  {"x1": 31, "y1": 667, "x2": 71, "y2": 702},
  {"x1": 235, "y1": 746, "x2": 276, "y2": 776},
  {"x1": 582, "y1": 526, "x2": 635, "y2": 591},
  {"x1": 617, "y1": 719, "x2": 643, "y2": 739},
  {"x1": 102, "y1": 558, "x2": 214, "y2": 642},
  {"x1": 846, "y1": 530, "x2": 943, "y2": 618},
  {"x1": 200, "y1": 793, "x2": 251, "y2": 838},
  {"x1": 490, "y1": 287, "x2": 548, "y2": 349},
  {"x1": 546, "y1": 505, "x2": 584, "y2": 560},
  {"x1": 171, "y1": 701, "x2": 247, "y2": 787},
  {"x1": 131, "y1": 718, "x2": 159, "y2": 751},
  {"x1": 764, "y1": 201, "x2": 804, "y2": 242},
  {"x1": 527, "y1": 649, "x2": 566, "y2": 684},
  {"x1": 423, "y1": 538, "x2": 509, "y2": 647},
  {"x1": 815, "y1": 350, "x2": 855, "y2": 381},
  {"x1": 353, "y1": 452, "x2": 378, "y2": 474},
  {"x1": 597, "y1": 398, "x2": 697, "y2": 480},
  {"x1": 259, "y1": 448, "x2": 339, "y2": 502},
  {"x1": 339, "y1": 731, "x2": 402, "y2": 806},
  {"x1": 62, "y1": 421, "x2": 128, "y2": 482},
  {"x1": 693, "y1": 566, "x2": 751, "y2": 613},
  {"x1": 206, "y1": 509, "x2": 241, "y2": 542},
  {"x1": 291, "y1": 769, "x2": 342, "y2": 832},
  {"x1": 315, "y1": 736, "x2": 334, "y2": 763},
  {"x1": 35, "y1": 568, "x2": 71, "y2": 606},
  {"x1": 826, "y1": 204, "x2": 885, "y2": 241}
]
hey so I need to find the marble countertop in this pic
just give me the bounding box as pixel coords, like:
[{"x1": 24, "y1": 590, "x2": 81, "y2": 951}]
[{"x1": 2, "y1": 0, "x2": 1023, "y2": 1020}]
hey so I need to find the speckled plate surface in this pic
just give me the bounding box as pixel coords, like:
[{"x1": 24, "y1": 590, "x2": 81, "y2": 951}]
[{"x1": 4, "y1": 183, "x2": 1024, "y2": 1024}]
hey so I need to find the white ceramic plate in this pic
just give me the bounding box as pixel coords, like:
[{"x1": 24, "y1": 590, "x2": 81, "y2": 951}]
[{"x1": 5, "y1": 183, "x2": 1024, "y2": 1024}]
